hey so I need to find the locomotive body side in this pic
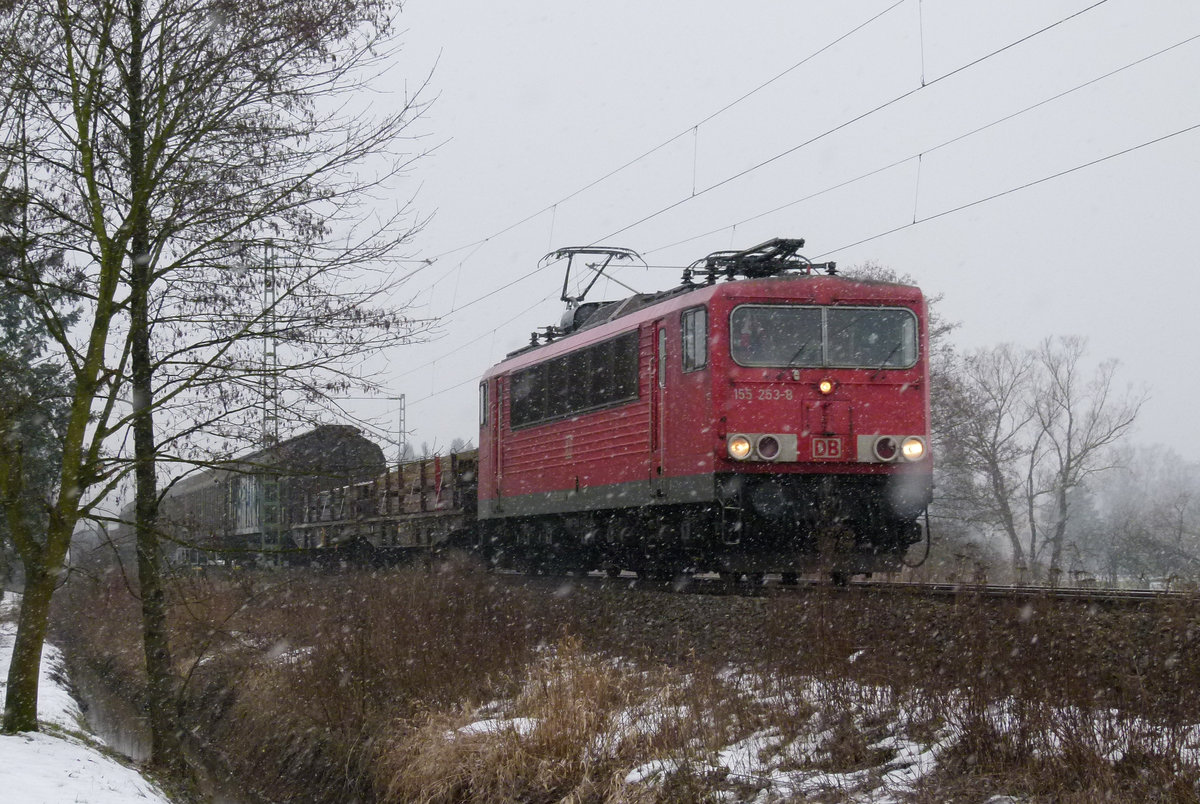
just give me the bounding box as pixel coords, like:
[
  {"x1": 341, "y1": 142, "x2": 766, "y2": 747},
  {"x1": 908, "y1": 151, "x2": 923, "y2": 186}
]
[{"x1": 477, "y1": 285, "x2": 720, "y2": 523}]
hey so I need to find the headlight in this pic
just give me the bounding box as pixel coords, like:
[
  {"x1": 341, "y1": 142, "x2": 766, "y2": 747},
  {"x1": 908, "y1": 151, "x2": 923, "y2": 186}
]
[
  {"x1": 818, "y1": 379, "x2": 835, "y2": 395},
  {"x1": 901, "y1": 437, "x2": 926, "y2": 461},
  {"x1": 756, "y1": 435, "x2": 781, "y2": 460},
  {"x1": 727, "y1": 435, "x2": 752, "y2": 461}
]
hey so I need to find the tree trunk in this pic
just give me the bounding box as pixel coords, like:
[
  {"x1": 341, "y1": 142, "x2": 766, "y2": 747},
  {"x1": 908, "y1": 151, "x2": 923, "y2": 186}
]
[
  {"x1": 1048, "y1": 483, "x2": 1070, "y2": 584},
  {"x1": 3, "y1": 560, "x2": 55, "y2": 732},
  {"x1": 127, "y1": 0, "x2": 184, "y2": 774},
  {"x1": 985, "y1": 459, "x2": 1024, "y2": 576},
  {"x1": 135, "y1": 515, "x2": 182, "y2": 770},
  {"x1": 1, "y1": 443, "x2": 66, "y2": 733},
  {"x1": 1025, "y1": 435, "x2": 1042, "y2": 581}
]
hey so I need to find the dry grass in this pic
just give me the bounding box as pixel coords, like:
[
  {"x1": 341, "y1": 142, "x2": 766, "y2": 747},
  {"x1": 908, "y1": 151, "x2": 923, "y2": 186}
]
[
  {"x1": 912, "y1": 698, "x2": 1200, "y2": 803},
  {"x1": 54, "y1": 558, "x2": 571, "y2": 801},
  {"x1": 375, "y1": 636, "x2": 766, "y2": 803},
  {"x1": 51, "y1": 563, "x2": 1200, "y2": 803}
]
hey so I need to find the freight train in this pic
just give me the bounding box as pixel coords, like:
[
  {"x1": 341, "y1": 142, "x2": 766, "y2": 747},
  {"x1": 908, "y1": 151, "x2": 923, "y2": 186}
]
[{"x1": 157, "y1": 238, "x2": 933, "y2": 581}]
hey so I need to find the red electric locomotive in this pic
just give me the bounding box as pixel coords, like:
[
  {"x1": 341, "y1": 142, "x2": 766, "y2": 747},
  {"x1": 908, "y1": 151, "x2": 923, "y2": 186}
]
[{"x1": 475, "y1": 238, "x2": 931, "y2": 582}]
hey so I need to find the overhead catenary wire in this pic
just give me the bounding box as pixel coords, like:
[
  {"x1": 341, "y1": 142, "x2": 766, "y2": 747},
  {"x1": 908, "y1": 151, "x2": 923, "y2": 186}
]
[
  {"x1": 643, "y1": 27, "x2": 1200, "y2": 256},
  {"x1": 396, "y1": 11, "x2": 1199, "y2": 409},
  {"x1": 393, "y1": 0, "x2": 1119, "y2": 358},
  {"x1": 406, "y1": 117, "x2": 1200, "y2": 409},
  {"x1": 390, "y1": 292, "x2": 558, "y2": 381},
  {"x1": 418, "y1": 0, "x2": 909, "y2": 264},
  {"x1": 589, "y1": 0, "x2": 1111, "y2": 246},
  {"x1": 917, "y1": 0, "x2": 927, "y2": 87},
  {"x1": 381, "y1": 0, "x2": 1193, "y2": 423},
  {"x1": 815, "y1": 119, "x2": 1200, "y2": 259}
]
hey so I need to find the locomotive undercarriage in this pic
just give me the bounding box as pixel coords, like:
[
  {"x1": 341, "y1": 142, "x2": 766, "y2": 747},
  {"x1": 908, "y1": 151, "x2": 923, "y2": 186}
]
[{"x1": 479, "y1": 472, "x2": 929, "y2": 581}]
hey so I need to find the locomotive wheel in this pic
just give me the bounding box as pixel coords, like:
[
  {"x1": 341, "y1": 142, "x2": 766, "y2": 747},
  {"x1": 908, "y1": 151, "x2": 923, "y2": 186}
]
[
  {"x1": 780, "y1": 572, "x2": 799, "y2": 586},
  {"x1": 605, "y1": 565, "x2": 622, "y2": 579},
  {"x1": 830, "y1": 570, "x2": 850, "y2": 587},
  {"x1": 719, "y1": 571, "x2": 742, "y2": 587}
]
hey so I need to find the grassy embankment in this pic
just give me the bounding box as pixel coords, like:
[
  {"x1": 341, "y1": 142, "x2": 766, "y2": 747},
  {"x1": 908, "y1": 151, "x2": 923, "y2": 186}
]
[{"x1": 53, "y1": 561, "x2": 1200, "y2": 803}]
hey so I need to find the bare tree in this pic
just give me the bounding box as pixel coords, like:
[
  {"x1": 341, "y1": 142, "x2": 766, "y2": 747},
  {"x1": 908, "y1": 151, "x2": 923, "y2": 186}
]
[
  {"x1": 0, "y1": 0, "x2": 433, "y2": 757},
  {"x1": 934, "y1": 338, "x2": 1144, "y2": 583},
  {"x1": 1031, "y1": 337, "x2": 1145, "y2": 581},
  {"x1": 945, "y1": 344, "x2": 1038, "y2": 576}
]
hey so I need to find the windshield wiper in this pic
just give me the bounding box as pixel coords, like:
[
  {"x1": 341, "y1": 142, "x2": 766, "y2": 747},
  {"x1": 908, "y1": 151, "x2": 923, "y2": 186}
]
[
  {"x1": 870, "y1": 343, "x2": 903, "y2": 378},
  {"x1": 786, "y1": 341, "x2": 814, "y2": 367}
]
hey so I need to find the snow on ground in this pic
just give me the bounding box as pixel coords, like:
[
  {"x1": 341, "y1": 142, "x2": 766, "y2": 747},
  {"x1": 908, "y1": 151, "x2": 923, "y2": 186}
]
[
  {"x1": 441, "y1": 651, "x2": 1199, "y2": 803},
  {"x1": 0, "y1": 592, "x2": 172, "y2": 804}
]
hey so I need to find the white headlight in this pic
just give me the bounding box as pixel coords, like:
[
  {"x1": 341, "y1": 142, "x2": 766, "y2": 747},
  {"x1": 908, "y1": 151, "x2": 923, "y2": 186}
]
[
  {"x1": 901, "y1": 437, "x2": 926, "y2": 461},
  {"x1": 727, "y1": 435, "x2": 752, "y2": 461}
]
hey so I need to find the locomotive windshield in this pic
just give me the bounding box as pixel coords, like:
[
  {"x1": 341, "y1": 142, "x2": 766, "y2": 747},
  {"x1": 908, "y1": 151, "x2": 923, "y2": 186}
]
[{"x1": 730, "y1": 305, "x2": 917, "y2": 369}]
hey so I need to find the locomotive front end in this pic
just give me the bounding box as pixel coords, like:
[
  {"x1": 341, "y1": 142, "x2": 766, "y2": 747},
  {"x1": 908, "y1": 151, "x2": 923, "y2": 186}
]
[{"x1": 708, "y1": 276, "x2": 932, "y2": 577}]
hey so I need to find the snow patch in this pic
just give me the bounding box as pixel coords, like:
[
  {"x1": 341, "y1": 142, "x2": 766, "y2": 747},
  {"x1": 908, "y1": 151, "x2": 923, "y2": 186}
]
[{"x1": 0, "y1": 592, "x2": 171, "y2": 803}]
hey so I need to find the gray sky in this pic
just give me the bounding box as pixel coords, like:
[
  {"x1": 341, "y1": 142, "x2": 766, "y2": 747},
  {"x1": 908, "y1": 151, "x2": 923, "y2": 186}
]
[{"x1": 347, "y1": 0, "x2": 1200, "y2": 459}]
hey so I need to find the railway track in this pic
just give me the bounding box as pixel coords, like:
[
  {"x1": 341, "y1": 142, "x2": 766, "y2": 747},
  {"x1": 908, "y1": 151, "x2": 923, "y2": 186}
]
[
  {"x1": 836, "y1": 579, "x2": 1192, "y2": 604},
  {"x1": 503, "y1": 569, "x2": 1196, "y2": 606}
]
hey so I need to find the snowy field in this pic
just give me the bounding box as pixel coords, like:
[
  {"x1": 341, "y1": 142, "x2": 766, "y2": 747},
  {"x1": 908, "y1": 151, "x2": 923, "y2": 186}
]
[{"x1": 0, "y1": 593, "x2": 171, "y2": 804}]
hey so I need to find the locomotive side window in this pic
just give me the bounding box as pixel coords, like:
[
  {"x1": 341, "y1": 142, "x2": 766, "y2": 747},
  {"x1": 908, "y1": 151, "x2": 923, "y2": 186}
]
[
  {"x1": 568, "y1": 348, "x2": 591, "y2": 412},
  {"x1": 730, "y1": 305, "x2": 917, "y2": 369},
  {"x1": 611, "y1": 332, "x2": 639, "y2": 399},
  {"x1": 479, "y1": 382, "x2": 488, "y2": 427},
  {"x1": 681, "y1": 307, "x2": 708, "y2": 371},
  {"x1": 511, "y1": 369, "x2": 544, "y2": 426},
  {"x1": 547, "y1": 358, "x2": 570, "y2": 418},
  {"x1": 590, "y1": 338, "x2": 614, "y2": 405},
  {"x1": 509, "y1": 331, "x2": 640, "y2": 428}
]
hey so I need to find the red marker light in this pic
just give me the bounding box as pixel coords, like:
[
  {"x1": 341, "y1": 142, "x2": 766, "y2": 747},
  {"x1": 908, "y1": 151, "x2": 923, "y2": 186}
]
[
  {"x1": 757, "y1": 435, "x2": 781, "y2": 460},
  {"x1": 874, "y1": 436, "x2": 898, "y2": 461}
]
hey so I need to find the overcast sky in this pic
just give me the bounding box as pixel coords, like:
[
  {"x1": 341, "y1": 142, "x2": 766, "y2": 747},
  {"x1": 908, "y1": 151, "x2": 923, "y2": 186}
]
[{"x1": 343, "y1": 0, "x2": 1200, "y2": 459}]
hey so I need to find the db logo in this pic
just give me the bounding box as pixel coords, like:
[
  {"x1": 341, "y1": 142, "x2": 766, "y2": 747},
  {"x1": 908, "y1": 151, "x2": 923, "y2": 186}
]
[{"x1": 812, "y1": 437, "x2": 842, "y2": 459}]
